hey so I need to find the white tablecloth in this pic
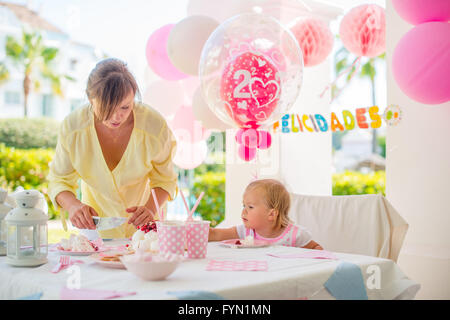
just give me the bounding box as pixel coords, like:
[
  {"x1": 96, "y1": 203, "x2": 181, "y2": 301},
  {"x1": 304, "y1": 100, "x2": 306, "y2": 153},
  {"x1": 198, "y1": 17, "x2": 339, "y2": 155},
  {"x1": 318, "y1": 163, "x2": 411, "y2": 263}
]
[{"x1": 0, "y1": 241, "x2": 420, "y2": 300}]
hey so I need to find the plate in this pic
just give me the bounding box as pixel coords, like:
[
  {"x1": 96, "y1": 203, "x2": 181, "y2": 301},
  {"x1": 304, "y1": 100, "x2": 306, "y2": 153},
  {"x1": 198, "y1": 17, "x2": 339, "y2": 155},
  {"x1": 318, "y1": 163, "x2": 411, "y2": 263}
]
[
  {"x1": 220, "y1": 239, "x2": 271, "y2": 248},
  {"x1": 89, "y1": 252, "x2": 128, "y2": 269},
  {"x1": 56, "y1": 247, "x2": 108, "y2": 256}
]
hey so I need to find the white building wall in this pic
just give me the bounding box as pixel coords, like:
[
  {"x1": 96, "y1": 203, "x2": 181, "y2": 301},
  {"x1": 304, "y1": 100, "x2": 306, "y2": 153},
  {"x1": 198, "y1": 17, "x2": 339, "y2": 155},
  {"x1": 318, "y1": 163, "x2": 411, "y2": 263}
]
[
  {"x1": 386, "y1": 1, "x2": 450, "y2": 299},
  {"x1": 0, "y1": 6, "x2": 99, "y2": 121}
]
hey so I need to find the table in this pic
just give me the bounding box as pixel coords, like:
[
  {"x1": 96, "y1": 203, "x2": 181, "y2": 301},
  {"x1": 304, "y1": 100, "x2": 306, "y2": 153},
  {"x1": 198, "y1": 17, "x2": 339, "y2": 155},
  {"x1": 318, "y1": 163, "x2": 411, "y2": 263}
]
[{"x1": 0, "y1": 241, "x2": 420, "y2": 300}]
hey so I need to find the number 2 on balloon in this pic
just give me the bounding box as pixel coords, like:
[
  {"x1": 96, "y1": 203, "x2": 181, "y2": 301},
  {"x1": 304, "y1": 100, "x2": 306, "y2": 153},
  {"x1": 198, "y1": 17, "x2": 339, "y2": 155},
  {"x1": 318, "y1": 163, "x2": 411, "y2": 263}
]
[{"x1": 233, "y1": 69, "x2": 251, "y2": 99}]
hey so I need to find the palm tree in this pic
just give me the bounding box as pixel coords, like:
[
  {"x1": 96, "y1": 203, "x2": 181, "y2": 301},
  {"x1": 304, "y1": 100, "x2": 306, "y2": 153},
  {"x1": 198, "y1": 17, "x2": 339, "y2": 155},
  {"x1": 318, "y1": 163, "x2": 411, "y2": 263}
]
[
  {"x1": 0, "y1": 61, "x2": 10, "y2": 84},
  {"x1": 5, "y1": 28, "x2": 73, "y2": 117},
  {"x1": 332, "y1": 36, "x2": 385, "y2": 154}
]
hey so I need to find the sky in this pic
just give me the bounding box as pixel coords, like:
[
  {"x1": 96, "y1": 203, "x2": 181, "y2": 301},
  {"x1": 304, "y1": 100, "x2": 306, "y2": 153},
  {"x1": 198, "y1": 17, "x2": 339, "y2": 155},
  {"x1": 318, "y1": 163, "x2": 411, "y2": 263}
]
[{"x1": 4, "y1": 0, "x2": 386, "y2": 117}]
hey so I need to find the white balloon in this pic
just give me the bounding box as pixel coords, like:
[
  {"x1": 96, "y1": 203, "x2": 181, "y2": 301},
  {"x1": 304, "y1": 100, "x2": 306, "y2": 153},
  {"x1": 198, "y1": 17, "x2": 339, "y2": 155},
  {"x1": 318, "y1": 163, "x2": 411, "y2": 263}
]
[
  {"x1": 167, "y1": 15, "x2": 219, "y2": 75},
  {"x1": 143, "y1": 80, "x2": 184, "y2": 117},
  {"x1": 187, "y1": 0, "x2": 252, "y2": 23},
  {"x1": 187, "y1": 0, "x2": 312, "y2": 25},
  {"x1": 173, "y1": 139, "x2": 208, "y2": 170},
  {"x1": 192, "y1": 86, "x2": 230, "y2": 132}
]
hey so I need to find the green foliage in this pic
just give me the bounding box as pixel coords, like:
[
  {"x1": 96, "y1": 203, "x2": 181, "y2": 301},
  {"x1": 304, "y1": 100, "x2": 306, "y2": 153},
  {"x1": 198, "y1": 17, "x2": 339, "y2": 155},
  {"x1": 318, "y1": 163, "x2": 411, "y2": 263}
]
[
  {"x1": 377, "y1": 135, "x2": 386, "y2": 158},
  {"x1": 0, "y1": 118, "x2": 60, "y2": 149},
  {"x1": 332, "y1": 131, "x2": 348, "y2": 151},
  {"x1": 332, "y1": 170, "x2": 385, "y2": 196},
  {"x1": 0, "y1": 61, "x2": 9, "y2": 83},
  {"x1": 0, "y1": 143, "x2": 58, "y2": 219},
  {"x1": 5, "y1": 28, "x2": 74, "y2": 116},
  {"x1": 191, "y1": 171, "x2": 225, "y2": 227}
]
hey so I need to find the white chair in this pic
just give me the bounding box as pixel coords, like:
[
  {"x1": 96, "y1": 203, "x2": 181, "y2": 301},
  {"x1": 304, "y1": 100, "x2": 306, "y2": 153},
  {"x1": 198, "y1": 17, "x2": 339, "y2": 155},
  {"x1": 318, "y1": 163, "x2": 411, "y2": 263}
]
[{"x1": 288, "y1": 193, "x2": 408, "y2": 262}]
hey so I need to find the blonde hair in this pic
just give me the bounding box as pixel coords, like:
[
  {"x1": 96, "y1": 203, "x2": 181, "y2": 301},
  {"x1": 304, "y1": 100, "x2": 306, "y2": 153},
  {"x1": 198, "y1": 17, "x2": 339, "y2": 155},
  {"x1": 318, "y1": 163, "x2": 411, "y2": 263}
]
[
  {"x1": 245, "y1": 179, "x2": 292, "y2": 228},
  {"x1": 86, "y1": 58, "x2": 140, "y2": 121}
]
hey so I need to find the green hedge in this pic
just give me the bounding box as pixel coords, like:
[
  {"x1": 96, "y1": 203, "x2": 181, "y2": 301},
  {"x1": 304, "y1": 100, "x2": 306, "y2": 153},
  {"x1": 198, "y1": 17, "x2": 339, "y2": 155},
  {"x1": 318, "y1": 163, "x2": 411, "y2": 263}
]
[
  {"x1": 0, "y1": 143, "x2": 58, "y2": 218},
  {"x1": 332, "y1": 170, "x2": 385, "y2": 196},
  {"x1": 0, "y1": 118, "x2": 60, "y2": 149},
  {"x1": 0, "y1": 141, "x2": 384, "y2": 222},
  {"x1": 191, "y1": 171, "x2": 225, "y2": 227}
]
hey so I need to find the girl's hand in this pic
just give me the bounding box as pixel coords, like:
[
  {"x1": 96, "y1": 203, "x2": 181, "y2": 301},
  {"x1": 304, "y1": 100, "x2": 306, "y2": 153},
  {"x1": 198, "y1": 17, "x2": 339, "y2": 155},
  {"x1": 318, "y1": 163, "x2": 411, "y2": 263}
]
[
  {"x1": 68, "y1": 203, "x2": 98, "y2": 230},
  {"x1": 126, "y1": 206, "x2": 155, "y2": 227},
  {"x1": 303, "y1": 240, "x2": 323, "y2": 250}
]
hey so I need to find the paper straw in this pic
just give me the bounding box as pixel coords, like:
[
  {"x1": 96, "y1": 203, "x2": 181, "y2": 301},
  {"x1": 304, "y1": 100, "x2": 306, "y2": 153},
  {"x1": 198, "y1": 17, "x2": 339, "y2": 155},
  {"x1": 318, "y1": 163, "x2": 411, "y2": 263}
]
[
  {"x1": 161, "y1": 207, "x2": 165, "y2": 222},
  {"x1": 189, "y1": 192, "x2": 204, "y2": 221},
  {"x1": 179, "y1": 188, "x2": 191, "y2": 215},
  {"x1": 151, "y1": 189, "x2": 160, "y2": 220}
]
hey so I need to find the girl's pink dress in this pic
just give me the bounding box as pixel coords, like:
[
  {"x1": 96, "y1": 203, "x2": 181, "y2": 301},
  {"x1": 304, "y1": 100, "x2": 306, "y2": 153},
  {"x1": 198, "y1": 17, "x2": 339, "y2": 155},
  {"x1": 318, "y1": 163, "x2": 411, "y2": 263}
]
[{"x1": 236, "y1": 223, "x2": 313, "y2": 247}]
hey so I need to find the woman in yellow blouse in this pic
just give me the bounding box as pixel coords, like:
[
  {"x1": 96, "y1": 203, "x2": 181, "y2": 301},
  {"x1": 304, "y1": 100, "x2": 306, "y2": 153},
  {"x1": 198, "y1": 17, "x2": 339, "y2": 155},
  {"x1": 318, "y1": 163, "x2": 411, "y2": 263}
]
[{"x1": 47, "y1": 58, "x2": 178, "y2": 239}]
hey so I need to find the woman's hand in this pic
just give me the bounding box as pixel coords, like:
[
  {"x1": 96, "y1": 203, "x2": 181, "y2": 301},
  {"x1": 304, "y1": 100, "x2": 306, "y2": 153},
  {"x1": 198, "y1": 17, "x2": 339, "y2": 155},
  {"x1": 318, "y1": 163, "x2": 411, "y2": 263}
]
[
  {"x1": 68, "y1": 203, "x2": 98, "y2": 230},
  {"x1": 126, "y1": 206, "x2": 155, "y2": 227}
]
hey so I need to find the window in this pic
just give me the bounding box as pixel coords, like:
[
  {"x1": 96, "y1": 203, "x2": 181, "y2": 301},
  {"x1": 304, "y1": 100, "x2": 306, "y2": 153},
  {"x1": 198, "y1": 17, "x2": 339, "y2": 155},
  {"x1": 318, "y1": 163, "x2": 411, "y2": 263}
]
[
  {"x1": 4, "y1": 91, "x2": 21, "y2": 105},
  {"x1": 42, "y1": 94, "x2": 54, "y2": 117}
]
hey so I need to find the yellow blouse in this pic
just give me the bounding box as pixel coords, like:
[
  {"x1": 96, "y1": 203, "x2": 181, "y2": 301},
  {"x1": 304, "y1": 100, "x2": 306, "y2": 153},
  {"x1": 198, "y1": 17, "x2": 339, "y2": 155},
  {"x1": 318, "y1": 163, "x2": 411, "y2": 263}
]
[{"x1": 47, "y1": 102, "x2": 178, "y2": 239}]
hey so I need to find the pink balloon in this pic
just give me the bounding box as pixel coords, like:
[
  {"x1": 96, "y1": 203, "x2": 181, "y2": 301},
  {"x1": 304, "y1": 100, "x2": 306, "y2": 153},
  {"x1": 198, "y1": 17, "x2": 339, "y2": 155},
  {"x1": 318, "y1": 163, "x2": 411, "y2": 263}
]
[
  {"x1": 146, "y1": 24, "x2": 189, "y2": 81},
  {"x1": 392, "y1": 22, "x2": 450, "y2": 105},
  {"x1": 339, "y1": 4, "x2": 386, "y2": 58},
  {"x1": 392, "y1": 0, "x2": 450, "y2": 25},
  {"x1": 235, "y1": 128, "x2": 245, "y2": 144},
  {"x1": 240, "y1": 129, "x2": 259, "y2": 148},
  {"x1": 173, "y1": 140, "x2": 208, "y2": 170},
  {"x1": 171, "y1": 105, "x2": 210, "y2": 143},
  {"x1": 238, "y1": 144, "x2": 256, "y2": 161},
  {"x1": 220, "y1": 52, "x2": 281, "y2": 129},
  {"x1": 290, "y1": 18, "x2": 334, "y2": 67},
  {"x1": 257, "y1": 130, "x2": 272, "y2": 149}
]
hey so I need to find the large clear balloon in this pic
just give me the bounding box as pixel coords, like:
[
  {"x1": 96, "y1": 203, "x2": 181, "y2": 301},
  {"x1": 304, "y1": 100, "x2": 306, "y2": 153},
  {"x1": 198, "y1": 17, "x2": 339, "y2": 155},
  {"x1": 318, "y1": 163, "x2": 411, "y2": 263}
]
[{"x1": 199, "y1": 13, "x2": 303, "y2": 131}]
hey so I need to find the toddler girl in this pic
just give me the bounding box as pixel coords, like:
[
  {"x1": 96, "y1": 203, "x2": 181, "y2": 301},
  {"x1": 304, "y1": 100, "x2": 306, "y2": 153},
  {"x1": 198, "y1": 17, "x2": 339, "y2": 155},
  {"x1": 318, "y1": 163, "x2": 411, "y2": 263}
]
[{"x1": 209, "y1": 179, "x2": 323, "y2": 249}]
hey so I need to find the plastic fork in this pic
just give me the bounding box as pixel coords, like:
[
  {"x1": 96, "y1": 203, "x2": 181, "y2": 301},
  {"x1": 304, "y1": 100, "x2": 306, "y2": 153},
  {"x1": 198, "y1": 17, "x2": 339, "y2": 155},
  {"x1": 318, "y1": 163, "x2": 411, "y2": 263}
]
[{"x1": 51, "y1": 255, "x2": 70, "y2": 273}]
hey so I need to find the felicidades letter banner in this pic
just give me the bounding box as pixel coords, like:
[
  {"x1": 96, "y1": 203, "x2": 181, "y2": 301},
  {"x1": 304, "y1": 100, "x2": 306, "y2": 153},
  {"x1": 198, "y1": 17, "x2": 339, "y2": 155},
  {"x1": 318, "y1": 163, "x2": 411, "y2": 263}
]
[{"x1": 273, "y1": 104, "x2": 402, "y2": 133}]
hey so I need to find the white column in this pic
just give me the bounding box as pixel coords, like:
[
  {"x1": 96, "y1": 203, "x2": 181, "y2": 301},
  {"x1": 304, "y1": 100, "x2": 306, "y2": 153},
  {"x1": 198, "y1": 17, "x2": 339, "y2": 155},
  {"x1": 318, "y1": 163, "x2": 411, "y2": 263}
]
[{"x1": 386, "y1": 1, "x2": 450, "y2": 299}]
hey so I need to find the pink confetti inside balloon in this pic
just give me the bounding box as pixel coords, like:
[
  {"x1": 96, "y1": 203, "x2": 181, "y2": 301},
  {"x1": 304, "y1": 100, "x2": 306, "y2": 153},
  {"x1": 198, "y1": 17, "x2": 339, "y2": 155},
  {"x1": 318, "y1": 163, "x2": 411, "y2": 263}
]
[
  {"x1": 220, "y1": 52, "x2": 281, "y2": 129},
  {"x1": 290, "y1": 18, "x2": 334, "y2": 67},
  {"x1": 339, "y1": 4, "x2": 386, "y2": 58}
]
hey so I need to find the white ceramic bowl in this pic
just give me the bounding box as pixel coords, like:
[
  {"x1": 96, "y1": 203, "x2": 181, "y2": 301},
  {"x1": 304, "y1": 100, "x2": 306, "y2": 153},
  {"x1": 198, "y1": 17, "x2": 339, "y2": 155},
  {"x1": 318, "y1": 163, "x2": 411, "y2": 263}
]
[{"x1": 120, "y1": 256, "x2": 180, "y2": 281}]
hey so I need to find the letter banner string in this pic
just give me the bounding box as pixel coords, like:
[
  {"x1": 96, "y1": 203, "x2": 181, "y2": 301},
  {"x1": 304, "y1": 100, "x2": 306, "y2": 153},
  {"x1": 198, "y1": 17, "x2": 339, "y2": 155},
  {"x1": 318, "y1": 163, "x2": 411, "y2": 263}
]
[{"x1": 272, "y1": 104, "x2": 402, "y2": 134}]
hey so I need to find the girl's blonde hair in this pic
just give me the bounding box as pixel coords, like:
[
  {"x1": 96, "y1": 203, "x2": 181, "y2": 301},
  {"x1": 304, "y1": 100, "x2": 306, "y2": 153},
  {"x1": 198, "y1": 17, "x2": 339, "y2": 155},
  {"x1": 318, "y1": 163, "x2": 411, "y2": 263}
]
[
  {"x1": 86, "y1": 58, "x2": 141, "y2": 121},
  {"x1": 245, "y1": 179, "x2": 292, "y2": 228}
]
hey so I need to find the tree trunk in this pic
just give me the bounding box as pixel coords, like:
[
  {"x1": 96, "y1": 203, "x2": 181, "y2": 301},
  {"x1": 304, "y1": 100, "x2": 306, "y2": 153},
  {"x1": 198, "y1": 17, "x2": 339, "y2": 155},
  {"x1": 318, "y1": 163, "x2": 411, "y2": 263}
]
[{"x1": 23, "y1": 75, "x2": 31, "y2": 118}]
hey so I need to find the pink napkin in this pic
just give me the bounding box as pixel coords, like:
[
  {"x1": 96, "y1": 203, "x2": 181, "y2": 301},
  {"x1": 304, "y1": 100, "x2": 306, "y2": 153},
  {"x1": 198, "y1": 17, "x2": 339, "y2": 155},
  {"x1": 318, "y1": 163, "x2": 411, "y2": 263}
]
[
  {"x1": 267, "y1": 250, "x2": 338, "y2": 260},
  {"x1": 206, "y1": 260, "x2": 268, "y2": 271},
  {"x1": 60, "y1": 287, "x2": 136, "y2": 300}
]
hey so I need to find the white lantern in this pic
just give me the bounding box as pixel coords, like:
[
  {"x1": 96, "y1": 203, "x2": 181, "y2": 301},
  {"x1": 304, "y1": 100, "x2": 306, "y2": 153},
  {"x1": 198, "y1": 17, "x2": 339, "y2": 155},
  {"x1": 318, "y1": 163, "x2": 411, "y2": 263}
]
[
  {"x1": 5, "y1": 190, "x2": 48, "y2": 266},
  {"x1": 0, "y1": 188, "x2": 13, "y2": 256}
]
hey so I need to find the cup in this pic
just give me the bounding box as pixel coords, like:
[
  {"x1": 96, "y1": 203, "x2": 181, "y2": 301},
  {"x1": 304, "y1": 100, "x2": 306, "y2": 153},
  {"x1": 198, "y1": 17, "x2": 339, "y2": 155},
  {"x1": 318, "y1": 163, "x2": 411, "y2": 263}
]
[
  {"x1": 186, "y1": 220, "x2": 210, "y2": 259},
  {"x1": 156, "y1": 220, "x2": 186, "y2": 256}
]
